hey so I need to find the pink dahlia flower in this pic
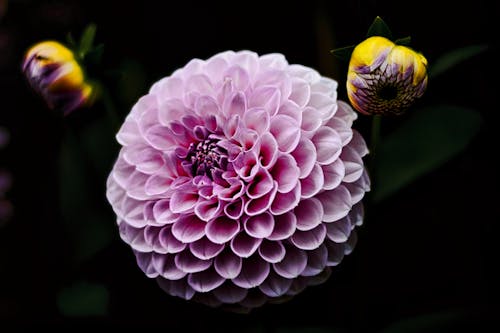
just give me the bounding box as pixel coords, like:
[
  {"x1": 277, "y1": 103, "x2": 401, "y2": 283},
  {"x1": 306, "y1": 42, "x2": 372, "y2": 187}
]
[{"x1": 106, "y1": 50, "x2": 370, "y2": 310}]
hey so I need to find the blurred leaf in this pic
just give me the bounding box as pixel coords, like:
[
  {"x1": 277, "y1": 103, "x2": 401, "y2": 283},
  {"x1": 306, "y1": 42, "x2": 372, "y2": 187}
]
[
  {"x1": 373, "y1": 105, "x2": 482, "y2": 202},
  {"x1": 85, "y1": 43, "x2": 104, "y2": 65},
  {"x1": 381, "y1": 310, "x2": 470, "y2": 333},
  {"x1": 429, "y1": 44, "x2": 488, "y2": 78},
  {"x1": 57, "y1": 281, "x2": 109, "y2": 317},
  {"x1": 394, "y1": 36, "x2": 411, "y2": 46},
  {"x1": 366, "y1": 16, "x2": 393, "y2": 39},
  {"x1": 78, "y1": 23, "x2": 97, "y2": 59},
  {"x1": 330, "y1": 45, "x2": 355, "y2": 62}
]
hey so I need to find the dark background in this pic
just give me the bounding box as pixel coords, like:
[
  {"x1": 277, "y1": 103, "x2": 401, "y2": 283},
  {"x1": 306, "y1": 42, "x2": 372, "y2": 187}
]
[{"x1": 0, "y1": 0, "x2": 497, "y2": 331}]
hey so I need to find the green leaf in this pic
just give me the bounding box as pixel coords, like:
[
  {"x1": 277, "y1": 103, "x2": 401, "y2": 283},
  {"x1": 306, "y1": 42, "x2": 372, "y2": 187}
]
[
  {"x1": 366, "y1": 16, "x2": 393, "y2": 39},
  {"x1": 373, "y1": 105, "x2": 482, "y2": 202},
  {"x1": 85, "y1": 43, "x2": 104, "y2": 65},
  {"x1": 429, "y1": 44, "x2": 488, "y2": 78},
  {"x1": 330, "y1": 45, "x2": 356, "y2": 62},
  {"x1": 394, "y1": 36, "x2": 411, "y2": 46},
  {"x1": 78, "y1": 23, "x2": 97, "y2": 59},
  {"x1": 57, "y1": 281, "x2": 109, "y2": 317}
]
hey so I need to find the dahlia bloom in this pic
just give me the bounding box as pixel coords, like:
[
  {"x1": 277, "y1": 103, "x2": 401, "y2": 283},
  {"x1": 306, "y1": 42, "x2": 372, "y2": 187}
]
[
  {"x1": 22, "y1": 41, "x2": 93, "y2": 115},
  {"x1": 106, "y1": 50, "x2": 370, "y2": 310},
  {"x1": 347, "y1": 36, "x2": 428, "y2": 115}
]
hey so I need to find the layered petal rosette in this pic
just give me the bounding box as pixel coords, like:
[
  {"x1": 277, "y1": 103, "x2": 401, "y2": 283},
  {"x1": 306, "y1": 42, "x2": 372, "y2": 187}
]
[{"x1": 106, "y1": 51, "x2": 370, "y2": 310}]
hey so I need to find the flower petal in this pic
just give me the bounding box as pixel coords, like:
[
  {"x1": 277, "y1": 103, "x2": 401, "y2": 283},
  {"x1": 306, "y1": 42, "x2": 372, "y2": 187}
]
[
  {"x1": 232, "y1": 255, "x2": 270, "y2": 289},
  {"x1": 205, "y1": 216, "x2": 240, "y2": 244},
  {"x1": 187, "y1": 267, "x2": 225, "y2": 293},
  {"x1": 230, "y1": 232, "x2": 262, "y2": 258},
  {"x1": 317, "y1": 185, "x2": 352, "y2": 222},
  {"x1": 258, "y1": 239, "x2": 286, "y2": 264},
  {"x1": 273, "y1": 245, "x2": 307, "y2": 279},
  {"x1": 290, "y1": 224, "x2": 327, "y2": 250},
  {"x1": 294, "y1": 197, "x2": 324, "y2": 231},
  {"x1": 171, "y1": 215, "x2": 206, "y2": 243},
  {"x1": 189, "y1": 237, "x2": 225, "y2": 260},
  {"x1": 214, "y1": 249, "x2": 242, "y2": 279},
  {"x1": 244, "y1": 212, "x2": 274, "y2": 239}
]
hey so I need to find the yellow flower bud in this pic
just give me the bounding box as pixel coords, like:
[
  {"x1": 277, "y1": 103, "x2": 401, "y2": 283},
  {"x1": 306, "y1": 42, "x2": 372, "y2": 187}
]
[
  {"x1": 22, "y1": 41, "x2": 93, "y2": 115},
  {"x1": 347, "y1": 36, "x2": 428, "y2": 115}
]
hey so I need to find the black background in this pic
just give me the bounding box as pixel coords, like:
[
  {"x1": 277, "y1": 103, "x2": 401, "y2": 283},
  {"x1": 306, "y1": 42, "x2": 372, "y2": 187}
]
[{"x1": 0, "y1": 0, "x2": 498, "y2": 331}]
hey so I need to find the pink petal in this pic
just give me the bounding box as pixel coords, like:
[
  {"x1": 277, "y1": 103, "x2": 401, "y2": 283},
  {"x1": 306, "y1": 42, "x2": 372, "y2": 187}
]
[
  {"x1": 232, "y1": 51, "x2": 259, "y2": 79},
  {"x1": 270, "y1": 115, "x2": 300, "y2": 153},
  {"x1": 258, "y1": 132, "x2": 278, "y2": 169},
  {"x1": 335, "y1": 100, "x2": 357, "y2": 127},
  {"x1": 185, "y1": 74, "x2": 214, "y2": 95},
  {"x1": 116, "y1": 119, "x2": 142, "y2": 146},
  {"x1": 187, "y1": 267, "x2": 225, "y2": 292},
  {"x1": 288, "y1": 64, "x2": 320, "y2": 83},
  {"x1": 189, "y1": 237, "x2": 225, "y2": 260},
  {"x1": 244, "y1": 181, "x2": 278, "y2": 216},
  {"x1": 260, "y1": 53, "x2": 288, "y2": 70},
  {"x1": 157, "y1": 277, "x2": 195, "y2": 300},
  {"x1": 327, "y1": 117, "x2": 353, "y2": 146},
  {"x1": 205, "y1": 216, "x2": 240, "y2": 244},
  {"x1": 317, "y1": 185, "x2": 352, "y2": 222},
  {"x1": 224, "y1": 65, "x2": 250, "y2": 91},
  {"x1": 307, "y1": 92, "x2": 336, "y2": 121},
  {"x1": 243, "y1": 107, "x2": 270, "y2": 134},
  {"x1": 349, "y1": 129, "x2": 369, "y2": 157},
  {"x1": 214, "y1": 249, "x2": 242, "y2": 279},
  {"x1": 223, "y1": 197, "x2": 244, "y2": 219},
  {"x1": 194, "y1": 95, "x2": 220, "y2": 118},
  {"x1": 311, "y1": 77, "x2": 338, "y2": 97},
  {"x1": 144, "y1": 174, "x2": 172, "y2": 196},
  {"x1": 158, "y1": 98, "x2": 188, "y2": 126},
  {"x1": 294, "y1": 197, "x2": 324, "y2": 231},
  {"x1": 290, "y1": 224, "x2": 327, "y2": 250},
  {"x1": 259, "y1": 272, "x2": 293, "y2": 297},
  {"x1": 253, "y1": 86, "x2": 281, "y2": 116},
  {"x1": 170, "y1": 191, "x2": 198, "y2": 213},
  {"x1": 144, "y1": 125, "x2": 177, "y2": 151},
  {"x1": 301, "y1": 106, "x2": 322, "y2": 133},
  {"x1": 322, "y1": 159, "x2": 345, "y2": 190},
  {"x1": 205, "y1": 55, "x2": 229, "y2": 83},
  {"x1": 289, "y1": 77, "x2": 311, "y2": 107},
  {"x1": 267, "y1": 211, "x2": 297, "y2": 241},
  {"x1": 312, "y1": 126, "x2": 342, "y2": 165},
  {"x1": 301, "y1": 244, "x2": 328, "y2": 276},
  {"x1": 270, "y1": 183, "x2": 301, "y2": 215},
  {"x1": 325, "y1": 216, "x2": 352, "y2": 243},
  {"x1": 325, "y1": 240, "x2": 345, "y2": 266},
  {"x1": 246, "y1": 167, "x2": 274, "y2": 199},
  {"x1": 341, "y1": 146, "x2": 364, "y2": 183},
  {"x1": 244, "y1": 212, "x2": 274, "y2": 238},
  {"x1": 300, "y1": 163, "x2": 324, "y2": 199},
  {"x1": 258, "y1": 239, "x2": 285, "y2": 263},
  {"x1": 171, "y1": 215, "x2": 206, "y2": 243},
  {"x1": 144, "y1": 226, "x2": 166, "y2": 253},
  {"x1": 119, "y1": 223, "x2": 150, "y2": 253},
  {"x1": 135, "y1": 252, "x2": 157, "y2": 277},
  {"x1": 152, "y1": 200, "x2": 179, "y2": 225},
  {"x1": 158, "y1": 226, "x2": 186, "y2": 253},
  {"x1": 291, "y1": 138, "x2": 317, "y2": 179},
  {"x1": 213, "y1": 282, "x2": 248, "y2": 304},
  {"x1": 271, "y1": 154, "x2": 300, "y2": 193},
  {"x1": 223, "y1": 91, "x2": 247, "y2": 118},
  {"x1": 174, "y1": 250, "x2": 212, "y2": 273},
  {"x1": 232, "y1": 255, "x2": 270, "y2": 289},
  {"x1": 194, "y1": 197, "x2": 222, "y2": 222},
  {"x1": 273, "y1": 245, "x2": 307, "y2": 279},
  {"x1": 344, "y1": 230, "x2": 358, "y2": 255},
  {"x1": 151, "y1": 76, "x2": 183, "y2": 99},
  {"x1": 151, "y1": 253, "x2": 186, "y2": 280},
  {"x1": 121, "y1": 196, "x2": 147, "y2": 227},
  {"x1": 277, "y1": 100, "x2": 302, "y2": 124},
  {"x1": 125, "y1": 171, "x2": 149, "y2": 200},
  {"x1": 230, "y1": 232, "x2": 262, "y2": 258}
]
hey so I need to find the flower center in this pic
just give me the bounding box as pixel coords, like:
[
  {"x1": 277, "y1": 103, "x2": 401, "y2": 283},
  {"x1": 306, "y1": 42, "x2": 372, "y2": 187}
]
[
  {"x1": 378, "y1": 84, "x2": 398, "y2": 101},
  {"x1": 186, "y1": 139, "x2": 227, "y2": 179}
]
